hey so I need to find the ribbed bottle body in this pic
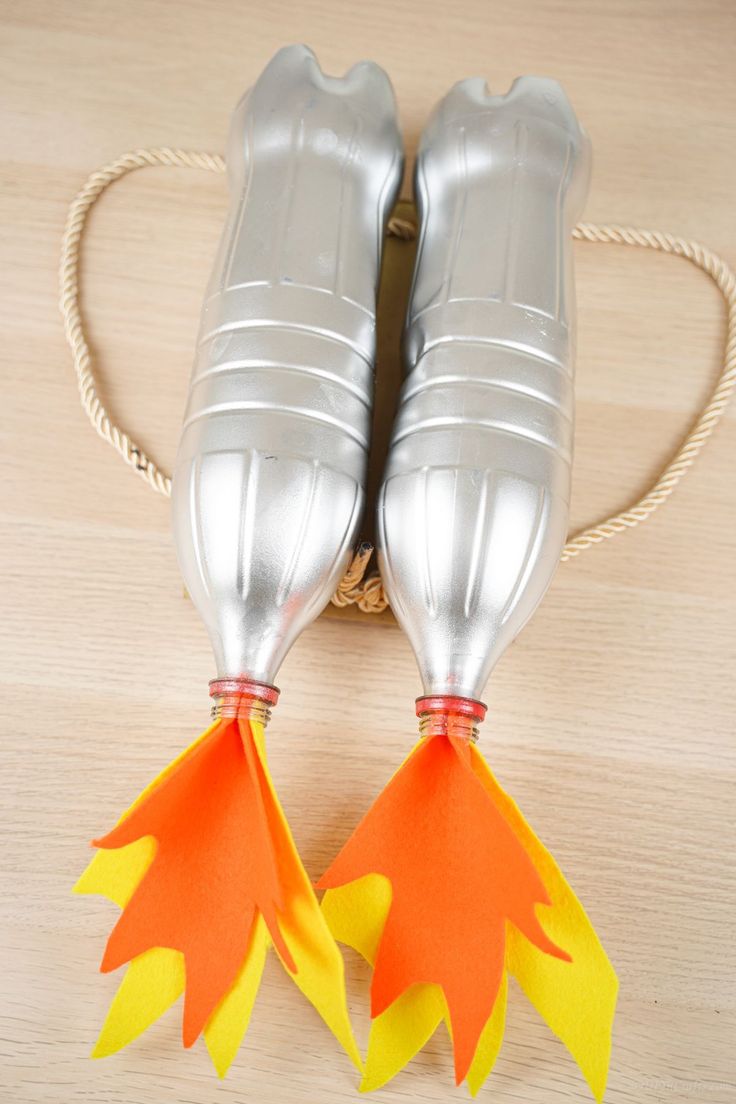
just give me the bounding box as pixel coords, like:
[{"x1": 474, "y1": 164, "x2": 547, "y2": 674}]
[
  {"x1": 173, "y1": 45, "x2": 403, "y2": 681},
  {"x1": 378, "y1": 77, "x2": 590, "y2": 699}
]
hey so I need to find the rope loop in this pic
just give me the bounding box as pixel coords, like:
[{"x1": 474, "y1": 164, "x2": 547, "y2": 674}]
[{"x1": 60, "y1": 149, "x2": 736, "y2": 608}]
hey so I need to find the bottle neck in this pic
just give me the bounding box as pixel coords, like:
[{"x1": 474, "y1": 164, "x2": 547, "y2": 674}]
[
  {"x1": 415, "y1": 694, "x2": 487, "y2": 743},
  {"x1": 209, "y1": 678, "x2": 279, "y2": 728}
]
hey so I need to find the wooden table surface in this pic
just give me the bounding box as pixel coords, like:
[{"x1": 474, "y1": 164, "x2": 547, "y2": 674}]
[{"x1": 2, "y1": 2, "x2": 735, "y2": 1102}]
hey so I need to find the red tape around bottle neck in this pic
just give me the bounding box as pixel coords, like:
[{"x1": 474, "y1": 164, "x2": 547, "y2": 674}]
[
  {"x1": 209, "y1": 678, "x2": 280, "y2": 707},
  {"x1": 415, "y1": 695, "x2": 487, "y2": 722}
]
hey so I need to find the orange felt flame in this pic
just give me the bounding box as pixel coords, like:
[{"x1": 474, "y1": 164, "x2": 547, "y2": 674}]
[
  {"x1": 318, "y1": 731, "x2": 571, "y2": 1084},
  {"x1": 94, "y1": 716, "x2": 295, "y2": 1048}
]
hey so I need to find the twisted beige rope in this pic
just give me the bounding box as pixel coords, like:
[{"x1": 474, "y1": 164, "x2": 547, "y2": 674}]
[
  {"x1": 60, "y1": 149, "x2": 226, "y2": 496},
  {"x1": 563, "y1": 222, "x2": 736, "y2": 560},
  {"x1": 60, "y1": 148, "x2": 736, "y2": 610}
]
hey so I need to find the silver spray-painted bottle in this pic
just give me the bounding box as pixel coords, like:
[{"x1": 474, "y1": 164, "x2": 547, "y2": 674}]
[
  {"x1": 318, "y1": 80, "x2": 616, "y2": 1100},
  {"x1": 378, "y1": 76, "x2": 590, "y2": 705},
  {"x1": 172, "y1": 45, "x2": 403, "y2": 690}
]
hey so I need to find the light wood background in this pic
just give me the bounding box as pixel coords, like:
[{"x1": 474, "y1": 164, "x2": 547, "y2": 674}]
[{"x1": 2, "y1": 2, "x2": 735, "y2": 1102}]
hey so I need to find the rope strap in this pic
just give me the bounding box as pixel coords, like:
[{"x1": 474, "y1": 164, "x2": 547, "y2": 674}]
[{"x1": 60, "y1": 147, "x2": 736, "y2": 613}]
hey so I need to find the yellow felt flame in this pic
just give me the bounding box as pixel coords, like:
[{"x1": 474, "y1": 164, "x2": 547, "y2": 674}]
[
  {"x1": 75, "y1": 719, "x2": 360, "y2": 1075},
  {"x1": 253, "y1": 726, "x2": 361, "y2": 1070},
  {"x1": 470, "y1": 745, "x2": 617, "y2": 1101},
  {"x1": 321, "y1": 740, "x2": 616, "y2": 1099},
  {"x1": 321, "y1": 870, "x2": 505, "y2": 1093}
]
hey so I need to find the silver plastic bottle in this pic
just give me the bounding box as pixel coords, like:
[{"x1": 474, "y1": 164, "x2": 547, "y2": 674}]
[
  {"x1": 172, "y1": 45, "x2": 403, "y2": 686},
  {"x1": 378, "y1": 77, "x2": 591, "y2": 703}
]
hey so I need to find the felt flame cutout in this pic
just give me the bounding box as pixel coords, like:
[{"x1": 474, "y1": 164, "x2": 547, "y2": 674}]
[
  {"x1": 319, "y1": 705, "x2": 617, "y2": 1099},
  {"x1": 75, "y1": 713, "x2": 360, "y2": 1076}
]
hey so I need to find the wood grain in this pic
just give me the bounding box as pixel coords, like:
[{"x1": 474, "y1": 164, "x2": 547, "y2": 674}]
[{"x1": 1, "y1": 2, "x2": 735, "y2": 1102}]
